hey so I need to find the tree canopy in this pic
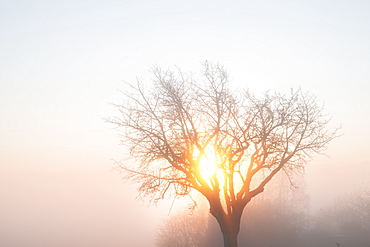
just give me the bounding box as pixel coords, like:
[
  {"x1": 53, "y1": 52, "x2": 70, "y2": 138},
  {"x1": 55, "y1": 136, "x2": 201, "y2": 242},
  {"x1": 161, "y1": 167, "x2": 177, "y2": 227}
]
[{"x1": 108, "y1": 62, "x2": 338, "y2": 247}]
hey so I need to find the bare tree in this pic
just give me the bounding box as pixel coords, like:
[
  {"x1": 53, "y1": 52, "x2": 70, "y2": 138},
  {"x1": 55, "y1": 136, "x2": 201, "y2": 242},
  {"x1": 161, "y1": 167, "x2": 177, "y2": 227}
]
[{"x1": 108, "y1": 62, "x2": 338, "y2": 247}]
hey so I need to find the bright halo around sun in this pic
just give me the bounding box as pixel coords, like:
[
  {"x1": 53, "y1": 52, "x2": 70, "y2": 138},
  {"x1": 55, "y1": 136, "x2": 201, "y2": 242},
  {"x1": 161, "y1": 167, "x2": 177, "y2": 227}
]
[{"x1": 198, "y1": 145, "x2": 218, "y2": 178}]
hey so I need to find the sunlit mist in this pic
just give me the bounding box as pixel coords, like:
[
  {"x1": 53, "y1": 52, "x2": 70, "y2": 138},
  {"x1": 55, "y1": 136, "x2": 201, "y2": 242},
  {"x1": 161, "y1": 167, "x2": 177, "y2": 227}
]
[{"x1": 1, "y1": 1, "x2": 370, "y2": 247}]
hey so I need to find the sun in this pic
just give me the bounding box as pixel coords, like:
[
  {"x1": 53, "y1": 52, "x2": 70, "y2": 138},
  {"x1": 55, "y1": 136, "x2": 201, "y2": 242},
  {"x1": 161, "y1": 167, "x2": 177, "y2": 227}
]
[{"x1": 198, "y1": 145, "x2": 218, "y2": 178}]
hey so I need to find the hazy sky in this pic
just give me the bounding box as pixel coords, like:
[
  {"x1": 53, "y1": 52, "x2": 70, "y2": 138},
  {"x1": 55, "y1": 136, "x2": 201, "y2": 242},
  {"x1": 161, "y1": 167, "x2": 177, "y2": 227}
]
[{"x1": 1, "y1": 1, "x2": 370, "y2": 246}]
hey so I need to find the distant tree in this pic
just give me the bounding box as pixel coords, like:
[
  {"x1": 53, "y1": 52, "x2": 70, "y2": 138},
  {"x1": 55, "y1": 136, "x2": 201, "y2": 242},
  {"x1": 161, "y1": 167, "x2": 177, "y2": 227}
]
[
  {"x1": 108, "y1": 62, "x2": 338, "y2": 247},
  {"x1": 156, "y1": 204, "x2": 208, "y2": 247},
  {"x1": 310, "y1": 189, "x2": 370, "y2": 246}
]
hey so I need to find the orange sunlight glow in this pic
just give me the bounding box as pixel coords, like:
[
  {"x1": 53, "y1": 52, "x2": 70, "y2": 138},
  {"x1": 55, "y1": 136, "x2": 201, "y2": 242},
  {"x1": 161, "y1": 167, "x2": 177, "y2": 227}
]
[
  {"x1": 194, "y1": 144, "x2": 247, "y2": 200},
  {"x1": 195, "y1": 145, "x2": 227, "y2": 190}
]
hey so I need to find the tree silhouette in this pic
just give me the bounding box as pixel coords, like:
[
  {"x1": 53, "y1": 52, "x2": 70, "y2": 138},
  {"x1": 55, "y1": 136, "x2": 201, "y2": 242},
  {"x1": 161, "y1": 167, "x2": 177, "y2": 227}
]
[{"x1": 108, "y1": 62, "x2": 338, "y2": 247}]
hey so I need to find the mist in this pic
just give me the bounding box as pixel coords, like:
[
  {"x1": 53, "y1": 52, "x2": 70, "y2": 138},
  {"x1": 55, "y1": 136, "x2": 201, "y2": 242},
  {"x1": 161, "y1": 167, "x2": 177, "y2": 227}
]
[
  {"x1": 1, "y1": 1, "x2": 370, "y2": 246},
  {"x1": 158, "y1": 173, "x2": 370, "y2": 247}
]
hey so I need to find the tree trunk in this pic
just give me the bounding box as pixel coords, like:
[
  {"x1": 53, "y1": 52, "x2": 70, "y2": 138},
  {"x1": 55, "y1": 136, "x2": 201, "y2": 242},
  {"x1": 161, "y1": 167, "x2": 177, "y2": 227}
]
[
  {"x1": 207, "y1": 194, "x2": 244, "y2": 247},
  {"x1": 221, "y1": 228, "x2": 239, "y2": 247},
  {"x1": 212, "y1": 209, "x2": 242, "y2": 247}
]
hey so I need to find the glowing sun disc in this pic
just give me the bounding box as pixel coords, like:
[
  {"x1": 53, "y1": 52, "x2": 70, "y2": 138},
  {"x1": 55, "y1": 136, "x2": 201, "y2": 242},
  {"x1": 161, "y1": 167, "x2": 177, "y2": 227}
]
[{"x1": 199, "y1": 146, "x2": 218, "y2": 177}]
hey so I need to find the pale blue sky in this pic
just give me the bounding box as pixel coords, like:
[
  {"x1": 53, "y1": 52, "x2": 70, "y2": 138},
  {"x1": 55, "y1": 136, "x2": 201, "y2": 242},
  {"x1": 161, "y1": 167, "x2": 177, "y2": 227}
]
[{"x1": 1, "y1": 1, "x2": 370, "y2": 246}]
